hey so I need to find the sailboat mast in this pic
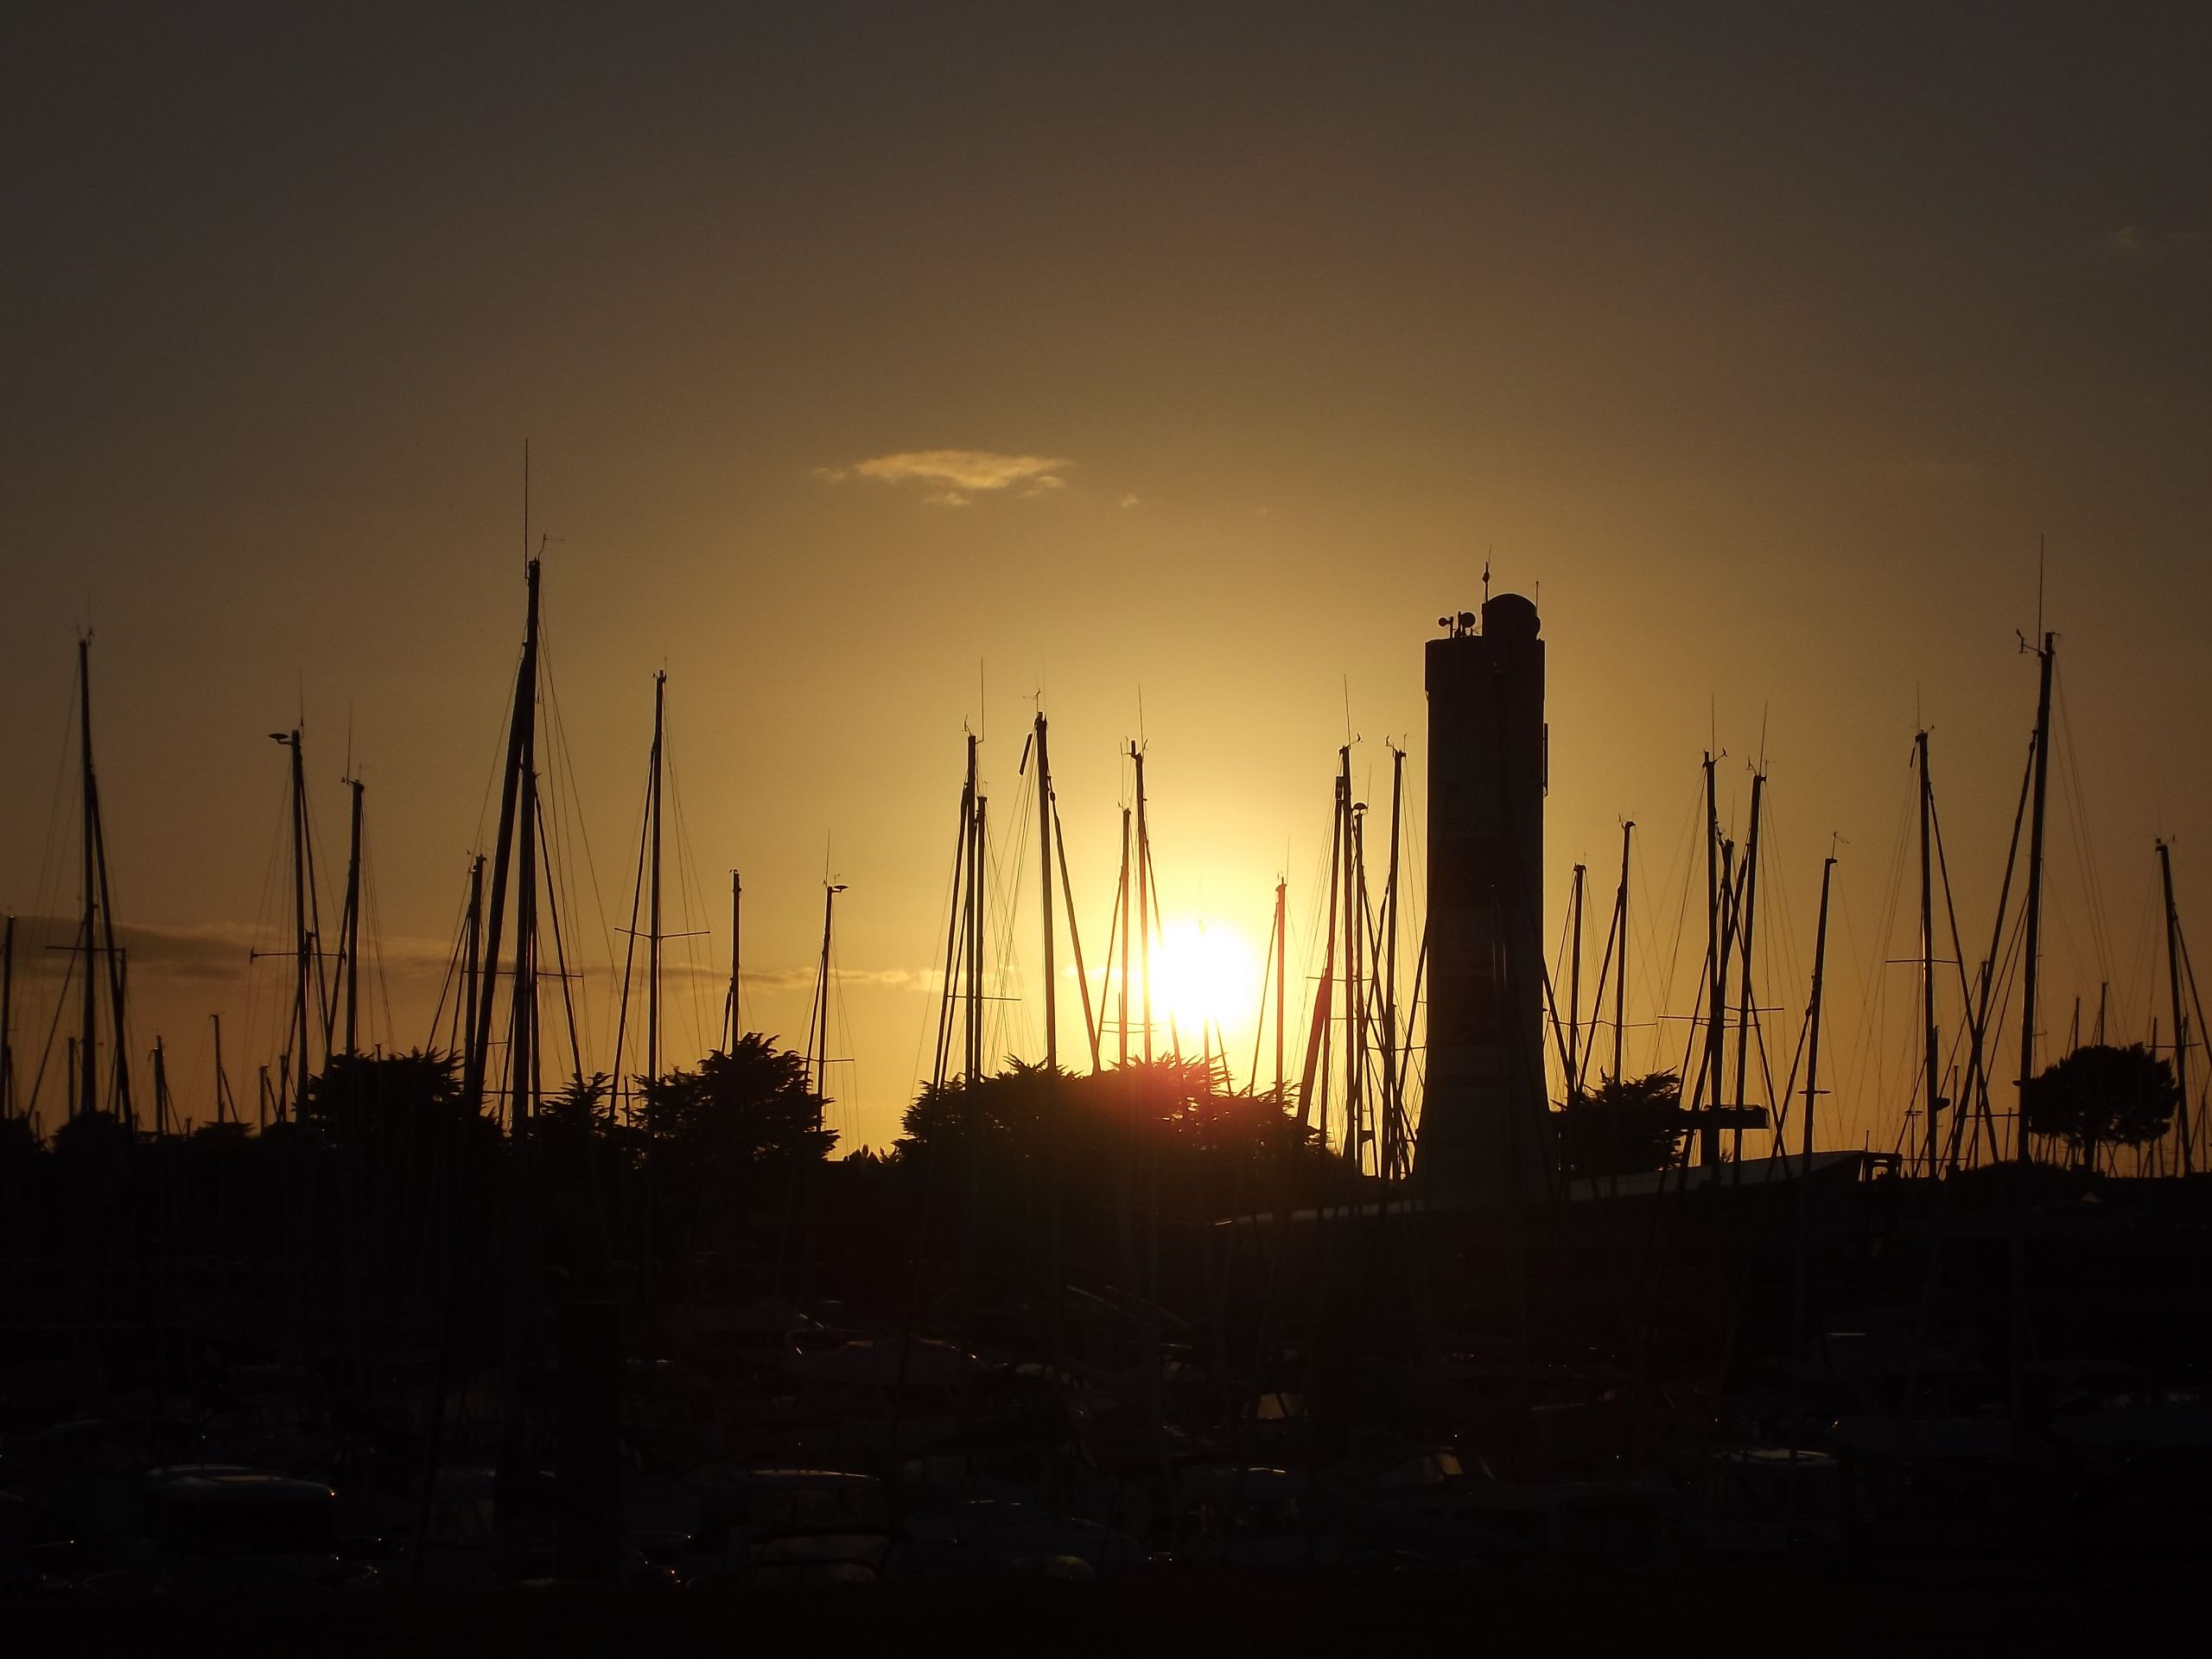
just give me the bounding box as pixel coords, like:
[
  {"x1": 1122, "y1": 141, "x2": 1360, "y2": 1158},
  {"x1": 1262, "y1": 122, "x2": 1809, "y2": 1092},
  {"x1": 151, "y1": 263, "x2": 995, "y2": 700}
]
[
  {"x1": 1383, "y1": 747, "x2": 1406, "y2": 1173},
  {"x1": 1117, "y1": 806, "x2": 1131, "y2": 1070},
  {"x1": 78, "y1": 641, "x2": 98, "y2": 1119},
  {"x1": 1804, "y1": 855, "x2": 1837, "y2": 1160},
  {"x1": 464, "y1": 557, "x2": 539, "y2": 1126},
  {"x1": 1700, "y1": 753, "x2": 1723, "y2": 1165},
  {"x1": 274, "y1": 727, "x2": 312, "y2": 1118},
  {"x1": 648, "y1": 671, "x2": 664, "y2": 1089},
  {"x1": 1274, "y1": 877, "x2": 1288, "y2": 1102},
  {"x1": 723, "y1": 870, "x2": 741, "y2": 1052},
  {"x1": 813, "y1": 882, "x2": 845, "y2": 1109},
  {"x1": 2017, "y1": 632, "x2": 2055, "y2": 1163},
  {"x1": 512, "y1": 721, "x2": 539, "y2": 1130},
  {"x1": 342, "y1": 777, "x2": 364, "y2": 1057},
  {"x1": 461, "y1": 857, "x2": 484, "y2": 1063},
  {"x1": 1034, "y1": 714, "x2": 1058, "y2": 1073},
  {"x1": 962, "y1": 736, "x2": 982, "y2": 1084},
  {"x1": 1299, "y1": 776, "x2": 1344, "y2": 1133},
  {"x1": 1133, "y1": 746, "x2": 1153, "y2": 1067},
  {"x1": 2161, "y1": 840, "x2": 2193, "y2": 1175},
  {"x1": 1346, "y1": 754, "x2": 1367, "y2": 1168},
  {"x1": 1566, "y1": 864, "x2": 1585, "y2": 1093},
  {"x1": 1917, "y1": 731, "x2": 1940, "y2": 1177},
  {"x1": 211, "y1": 1013, "x2": 231, "y2": 1126},
  {"x1": 969, "y1": 794, "x2": 988, "y2": 1084},
  {"x1": 1613, "y1": 821, "x2": 1633, "y2": 1087},
  {"x1": 152, "y1": 1036, "x2": 170, "y2": 1137},
  {"x1": 1733, "y1": 772, "x2": 1764, "y2": 1161}
]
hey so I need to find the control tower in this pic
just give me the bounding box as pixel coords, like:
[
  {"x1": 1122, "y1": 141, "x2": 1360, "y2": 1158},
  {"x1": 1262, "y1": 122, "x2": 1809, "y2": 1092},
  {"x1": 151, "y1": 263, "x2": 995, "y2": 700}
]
[{"x1": 1417, "y1": 593, "x2": 1551, "y2": 1208}]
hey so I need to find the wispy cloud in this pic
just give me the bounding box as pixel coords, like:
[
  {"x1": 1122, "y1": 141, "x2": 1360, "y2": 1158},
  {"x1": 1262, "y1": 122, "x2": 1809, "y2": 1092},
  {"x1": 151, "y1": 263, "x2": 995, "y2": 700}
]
[
  {"x1": 2107, "y1": 224, "x2": 2208, "y2": 260},
  {"x1": 819, "y1": 448, "x2": 1072, "y2": 507}
]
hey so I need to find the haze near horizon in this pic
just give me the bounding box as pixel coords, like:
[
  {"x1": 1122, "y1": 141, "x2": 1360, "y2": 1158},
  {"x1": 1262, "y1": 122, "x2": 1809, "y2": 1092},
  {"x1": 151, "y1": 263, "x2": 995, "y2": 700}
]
[{"x1": 4, "y1": 3, "x2": 2208, "y2": 1152}]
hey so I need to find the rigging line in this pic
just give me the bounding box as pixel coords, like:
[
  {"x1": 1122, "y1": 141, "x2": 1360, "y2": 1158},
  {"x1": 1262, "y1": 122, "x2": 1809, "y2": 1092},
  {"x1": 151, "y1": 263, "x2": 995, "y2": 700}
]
[
  {"x1": 20, "y1": 932, "x2": 78, "y2": 1128},
  {"x1": 535, "y1": 781, "x2": 586, "y2": 1088},
  {"x1": 929, "y1": 764, "x2": 972, "y2": 1092},
  {"x1": 988, "y1": 773, "x2": 1036, "y2": 1065},
  {"x1": 360, "y1": 823, "x2": 397, "y2": 1051},
  {"x1": 1841, "y1": 768, "x2": 1914, "y2": 1151},
  {"x1": 546, "y1": 667, "x2": 607, "y2": 1069},
  {"x1": 426, "y1": 861, "x2": 472, "y2": 1054},
  {"x1": 609, "y1": 753, "x2": 652, "y2": 1103},
  {"x1": 664, "y1": 728, "x2": 716, "y2": 1065},
  {"x1": 2053, "y1": 671, "x2": 2120, "y2": 989},
  {"x1": 1049, "y1": 792, "x2": 1102, "y2": 1072},
  {"x1": 1647, "y1": 780, "x2": 1703, "y2": 1078},
  {"x1": 537, "y1": 627, "x2": 619, "y2": 1042}
]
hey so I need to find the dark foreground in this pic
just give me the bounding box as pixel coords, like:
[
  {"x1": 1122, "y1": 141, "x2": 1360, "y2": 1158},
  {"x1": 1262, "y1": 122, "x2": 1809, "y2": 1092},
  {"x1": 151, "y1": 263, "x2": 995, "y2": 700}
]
[{"x1": 8, "y1": 1563, "x2": 2200, "y2": 1658}]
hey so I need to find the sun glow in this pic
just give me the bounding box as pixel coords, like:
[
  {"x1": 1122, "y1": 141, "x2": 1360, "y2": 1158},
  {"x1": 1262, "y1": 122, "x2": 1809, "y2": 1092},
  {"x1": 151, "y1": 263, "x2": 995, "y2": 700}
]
[{"x1": 1150, "y1": 918, "x2": 1261, "y2": 1044}]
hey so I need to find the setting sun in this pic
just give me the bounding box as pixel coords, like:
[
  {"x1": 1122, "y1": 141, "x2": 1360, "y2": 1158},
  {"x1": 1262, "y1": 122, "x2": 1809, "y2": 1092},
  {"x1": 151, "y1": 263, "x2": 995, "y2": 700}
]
[{"x1": 1151, "y1": 918, "x2": 1261, "y2": 1042}]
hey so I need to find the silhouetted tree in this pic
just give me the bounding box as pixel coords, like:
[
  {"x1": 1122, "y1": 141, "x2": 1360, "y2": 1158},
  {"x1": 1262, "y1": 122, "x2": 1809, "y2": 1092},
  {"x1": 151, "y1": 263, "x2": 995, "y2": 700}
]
[
  {"x1": 1557, "y1": 1071, "x2": 1686, "y2": 1179},
  {"x1": 300, "y1": 1048, "x2": 478, "y2": 1147},
  {"x1": 641, "y1": 1034, "x2": 835, "y2": 1166},
  {"x1": 48, "y1": 1109, "x2": 134, "y2": 1159},
  {"x1": 2024, "y1": 1043, "x2": 2179, "y2": 1169}
]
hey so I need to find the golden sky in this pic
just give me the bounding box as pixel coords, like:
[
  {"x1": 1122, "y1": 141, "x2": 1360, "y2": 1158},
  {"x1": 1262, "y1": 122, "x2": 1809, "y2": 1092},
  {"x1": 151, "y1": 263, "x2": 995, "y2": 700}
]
[{"x1": 4, "y1": 5, "x2": 2209, "y2": 1152}]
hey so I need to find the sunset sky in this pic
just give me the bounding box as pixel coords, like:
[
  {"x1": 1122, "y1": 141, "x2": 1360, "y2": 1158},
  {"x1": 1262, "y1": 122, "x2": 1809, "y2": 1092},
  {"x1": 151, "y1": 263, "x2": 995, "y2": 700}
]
[{"x1": 4, "y1": 3, "x2": 2208, "y2": 1153}]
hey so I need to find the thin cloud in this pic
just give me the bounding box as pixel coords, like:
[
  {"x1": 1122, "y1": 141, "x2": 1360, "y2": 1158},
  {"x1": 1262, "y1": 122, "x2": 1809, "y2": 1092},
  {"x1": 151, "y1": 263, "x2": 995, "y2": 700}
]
[
  {"x1": 2107, "y1": 224, "x2": 2207, "y2": 260},
  {"x1": 831, "y1": 448, "x2": 1072, "y2": 500}
]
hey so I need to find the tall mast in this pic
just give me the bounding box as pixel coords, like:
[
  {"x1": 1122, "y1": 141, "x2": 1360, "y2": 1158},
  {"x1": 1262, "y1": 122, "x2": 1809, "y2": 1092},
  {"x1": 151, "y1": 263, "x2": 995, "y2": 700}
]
[
  {"x1": 464, "y1": 558, "x2": 539, "y2": 1127},
  {"x1": 271, "y1": 728, "x2": 312, "y2": 1118},
  {"x1": 341, "y1": 776, "x2": 364, "y2": 1057},
  {"x1": 2017, "y1": 632, "x2": 2055, "y2": 1163},
  {"x1": 1117, "y1": 806, "x2": 1131, "y2": 1070},
  {"x1": 1917, "y1": 732, "x2": 1940, "y2": 1178},
  {"x1": 1034, "y1": 714, "x2": 1058, "y2": 1073},
  {"x1": 1613, "y1": 820, "x2": 1633, "y2": 1087},
  {"x1": 512, "y1": 727, "x2": 539, "y2": 1131},
  {"x1": 78, "y1": 640, "x2": 99, "y2": 1119},
  {"x1": 461, "y1": 857, "x2": 484, "y2": 1063},
  {"x1": 211, "y1": 1013, "x2": 232, "y2": 1126},
  {"x1": 1804, "y1": 855, "x2": 1838, "y2": 1161},
  {"x1": 2161, "y1": 840, "x2": 2193, "y2": 1176},
  {"x1": 151, "y1": 1037, "x2": 170, "y2": 1137},
  {"x1": 963, "y1": 736, "x2": 982, "y2": 1084},
  {"x1": 1274, "y1": 878, "x2": 1288, "y2": 1102},
  {"x1": 1344, "y1": 748, "x2": 1366, "y2": 1167},
  {"x1": 1382, "y1": 747, "x2": 1406, "y2": 1175},
  {"x1": 1566, "y1": 863, "x2": 1586, "y2": 1092},
  {"x1": 1299, "y1": 773, "x2": 1344, "y2": 1134},
  {"x1": 1733, "y1": 772, "x2": 1764, "y2": 1161},
  {"x1": 1789, "y1": 851, "x2": 1837, "y2": 1443},
  {"x1": 1701, "y1": 753, "x2": 1723, "y2": 1165},
  {"x1": 722, "y1": 870, "x2": 742, "y2": 1052},
  {"x1": 931, "y1": 742, "x2": 976, "y2": 1090},
  {"x1": 813, "y1": 883, "x2": 846, "y2": 1107},
  {"x1": 969, "y1": 794, "x2": 988, "y2": 1084},
  {"x1": 648, "y1": 671, "x2": 665, "y2": 1090},
  {"x1": 1133, "y1": 746, "x2": 1152, "y2": 1067}
]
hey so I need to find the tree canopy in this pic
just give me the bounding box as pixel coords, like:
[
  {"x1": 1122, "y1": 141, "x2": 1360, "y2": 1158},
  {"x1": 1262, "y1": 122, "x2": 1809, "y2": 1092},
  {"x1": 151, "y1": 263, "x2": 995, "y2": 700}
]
[
  {"x1": 2024, "y1": 1043, "x2": 2180, "y2": 1166},
  {"x1": 1556, "y1": 1071, "x2": 1687, "y2": 1179}
]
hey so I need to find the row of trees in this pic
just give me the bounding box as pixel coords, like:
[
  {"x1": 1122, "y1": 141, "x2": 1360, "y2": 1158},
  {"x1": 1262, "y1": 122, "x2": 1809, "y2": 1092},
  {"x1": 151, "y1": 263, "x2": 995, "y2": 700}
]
[
  {"x1": 5, "y1": 1039, "x2": 2182, "y2": 1179},
  {"x1": 1555, "y1": 1042, "x2": 2186, "y2": 1177}
]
